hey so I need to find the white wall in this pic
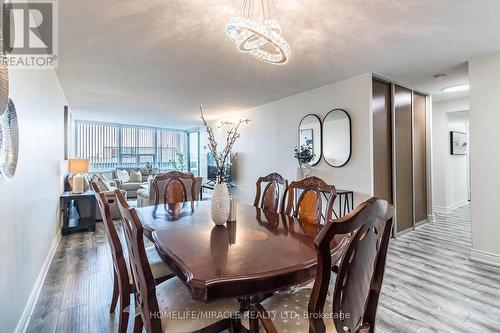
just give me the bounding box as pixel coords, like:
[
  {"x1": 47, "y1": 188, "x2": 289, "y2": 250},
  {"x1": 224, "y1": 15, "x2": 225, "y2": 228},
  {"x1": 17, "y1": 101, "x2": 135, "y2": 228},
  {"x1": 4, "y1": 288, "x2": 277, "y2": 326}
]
[
  {"x1": 431, "y1": 97, "x2": 470, "y2": 213},
  {"x1": 469, "y1": 53, "x2": 500, "y2": 265},
  {"x1": 0, "y1": 68, "x2": 67, "y2": 332},
  {"x1": 209, "y1": 73, "x2": 373, "y2": 206}
]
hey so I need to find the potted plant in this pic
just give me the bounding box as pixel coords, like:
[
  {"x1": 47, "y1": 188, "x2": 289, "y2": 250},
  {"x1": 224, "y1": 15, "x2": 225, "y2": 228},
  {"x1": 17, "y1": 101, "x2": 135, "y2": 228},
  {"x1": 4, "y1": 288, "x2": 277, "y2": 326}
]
[
  {"x1": 200, "y1": 105, "x2": 250, "y2": 225},
  {"x1": 170, "y1": 152, "x2": 186, "y2": 171},
  {"x1": 294, "y1": 145, "x2": 315, "y2": 179}
]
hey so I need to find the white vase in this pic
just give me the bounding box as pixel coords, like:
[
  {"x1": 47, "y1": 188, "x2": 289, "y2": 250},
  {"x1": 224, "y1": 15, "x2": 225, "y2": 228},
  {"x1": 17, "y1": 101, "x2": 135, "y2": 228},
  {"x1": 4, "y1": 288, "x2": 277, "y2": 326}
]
[
  {"x1": 211, "y1": 182, "x2": 230, "y2": 225},
  {"x1": 302, "y1": 164, "x2": 312, "y2": 178},
  {"x1": 296, "y1": 166, "x2": 304, "y2": 180}
]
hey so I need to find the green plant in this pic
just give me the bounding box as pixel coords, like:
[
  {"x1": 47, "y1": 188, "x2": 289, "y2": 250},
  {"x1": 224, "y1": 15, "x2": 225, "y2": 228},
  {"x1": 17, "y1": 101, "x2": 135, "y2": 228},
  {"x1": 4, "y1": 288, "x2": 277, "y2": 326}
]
[
  {"x1": 144, "y1": 162, "x2": 153, "y2": 174},
  {"x1": 294, "y1": 145, "x2": 315, "y2": 166},
  {"x1": 170, "y1": 152, "x2": 186, "y2": 171}
]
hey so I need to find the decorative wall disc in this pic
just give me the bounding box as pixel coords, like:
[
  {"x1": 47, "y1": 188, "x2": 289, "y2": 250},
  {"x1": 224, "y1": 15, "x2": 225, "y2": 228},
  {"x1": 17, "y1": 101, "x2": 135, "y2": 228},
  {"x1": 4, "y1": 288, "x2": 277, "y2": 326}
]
[
  {"x1": 0, "y1": 99, "x2": 19, "y2": 179},
  {"x1": 0, "y1": 54, "x2": 8, "y2": 114}
]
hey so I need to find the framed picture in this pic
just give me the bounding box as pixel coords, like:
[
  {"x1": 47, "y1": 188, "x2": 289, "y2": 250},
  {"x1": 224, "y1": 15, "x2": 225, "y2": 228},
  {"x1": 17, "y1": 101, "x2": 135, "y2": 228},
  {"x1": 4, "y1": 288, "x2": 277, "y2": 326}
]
[
  {"x1": 450, "y1": 131, "x2": 468, "y2": 155},
  {"x1": 64, "y1": 105, "x2": 72, "y2": 160},
  {"x1": 300, "y1": 128, "x2": 314, "y2": 152}
]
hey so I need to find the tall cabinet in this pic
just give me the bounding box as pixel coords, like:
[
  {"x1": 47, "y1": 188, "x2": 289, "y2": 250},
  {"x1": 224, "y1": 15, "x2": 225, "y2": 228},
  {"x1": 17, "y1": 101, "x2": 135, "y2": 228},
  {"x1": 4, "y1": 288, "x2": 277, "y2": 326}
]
[{"x1": 373, "y1": 78, "x2": 429, "y2": 235}]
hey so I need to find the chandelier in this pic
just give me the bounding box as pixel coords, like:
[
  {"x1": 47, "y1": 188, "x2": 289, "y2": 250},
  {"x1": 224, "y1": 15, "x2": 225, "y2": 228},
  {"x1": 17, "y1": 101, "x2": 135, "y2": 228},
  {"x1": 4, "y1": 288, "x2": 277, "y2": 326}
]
[{"x1": 225, "y1": 0, "x2": 291, "y2": 65}]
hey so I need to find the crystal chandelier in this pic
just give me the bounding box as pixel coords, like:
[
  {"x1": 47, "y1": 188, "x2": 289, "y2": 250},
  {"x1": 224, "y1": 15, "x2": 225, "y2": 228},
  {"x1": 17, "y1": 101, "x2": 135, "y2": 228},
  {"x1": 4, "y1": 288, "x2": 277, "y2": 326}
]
[{"x1": 225, "y1": 0, "x2": 291, "y2": 65}]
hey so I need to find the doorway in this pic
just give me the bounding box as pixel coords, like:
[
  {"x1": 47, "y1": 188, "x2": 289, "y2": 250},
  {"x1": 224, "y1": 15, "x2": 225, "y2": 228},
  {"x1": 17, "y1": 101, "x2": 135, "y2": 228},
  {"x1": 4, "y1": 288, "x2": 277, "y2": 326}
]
[{"x1": 431, "y1": 100, "x2": 470, "y2": 214}]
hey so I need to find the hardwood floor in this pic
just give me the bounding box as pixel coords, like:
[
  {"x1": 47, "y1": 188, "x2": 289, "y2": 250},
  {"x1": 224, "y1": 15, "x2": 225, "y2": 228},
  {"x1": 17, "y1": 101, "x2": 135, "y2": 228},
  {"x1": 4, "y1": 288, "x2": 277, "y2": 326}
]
[
  {"x1": 27, "y1": 205, "x2": 500, "y2": 333},
  {"x1": 378, "y1": 206, "x2": 500, "y2": 332}
]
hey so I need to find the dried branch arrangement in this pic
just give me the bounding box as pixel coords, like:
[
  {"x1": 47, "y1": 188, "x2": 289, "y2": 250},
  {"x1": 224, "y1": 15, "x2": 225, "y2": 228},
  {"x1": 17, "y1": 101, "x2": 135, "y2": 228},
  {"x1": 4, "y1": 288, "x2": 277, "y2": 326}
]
[{"x1": 200, "y1": 105, "x2": 250, "y2": 182}]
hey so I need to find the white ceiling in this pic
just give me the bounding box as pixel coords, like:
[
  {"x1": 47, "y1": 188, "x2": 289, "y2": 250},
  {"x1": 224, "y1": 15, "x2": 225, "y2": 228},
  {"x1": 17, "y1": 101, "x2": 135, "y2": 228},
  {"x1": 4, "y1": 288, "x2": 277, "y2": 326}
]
[{"x1": 57, "y1": 0, "x2": 500, "y2": 128}]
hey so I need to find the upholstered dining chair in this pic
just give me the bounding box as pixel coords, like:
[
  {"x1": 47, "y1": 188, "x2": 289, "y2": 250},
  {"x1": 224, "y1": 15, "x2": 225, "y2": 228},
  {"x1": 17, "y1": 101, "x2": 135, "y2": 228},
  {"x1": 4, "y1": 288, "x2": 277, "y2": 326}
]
[
  {"x1": 151, "y1": 171, "x2": 197, "y2": 213},
  {"x1": 283, "y1": 176, "x2": 337, "y2": 225},
  {"x1": 91, "y1": 182, "x2": 174, "y2": 333},
  {"x1": 116, "y1": 190, "x2": 241, "y2": 333},
  {"x1": 253, "y1": 172, "x2": 288, "y2": 213},
  {"x1": 247, "y1": 198, "x2": 394, "y2": 333}
]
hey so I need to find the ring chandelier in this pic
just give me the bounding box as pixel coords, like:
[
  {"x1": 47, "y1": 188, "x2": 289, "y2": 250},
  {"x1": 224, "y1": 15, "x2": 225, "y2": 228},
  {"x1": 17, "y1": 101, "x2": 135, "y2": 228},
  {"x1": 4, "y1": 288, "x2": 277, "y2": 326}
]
[{"x1": 225, "y1": 0, "x2": 291, "y2": 65}]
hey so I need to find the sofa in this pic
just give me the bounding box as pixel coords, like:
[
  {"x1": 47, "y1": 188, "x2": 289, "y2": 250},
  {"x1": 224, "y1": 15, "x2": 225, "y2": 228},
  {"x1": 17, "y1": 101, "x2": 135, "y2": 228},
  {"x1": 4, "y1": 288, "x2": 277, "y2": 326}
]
[
  {"x1": 137, "y1": 173, "x2": 202, "y2": 207},
  {"x1": 112, "y1": 167, "x2": 160, "y2": 198}
]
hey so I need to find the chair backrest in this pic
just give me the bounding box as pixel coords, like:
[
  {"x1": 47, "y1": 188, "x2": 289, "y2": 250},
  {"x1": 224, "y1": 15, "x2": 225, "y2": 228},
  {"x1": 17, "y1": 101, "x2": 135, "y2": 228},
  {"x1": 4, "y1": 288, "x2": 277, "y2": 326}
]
[
  {"x1": 91, "y1": 182, "x2": 126, "y2": 274},
  {"x1": 308, "y1": 197, "x2": 394, "y2": 333},
  {"x1": 151, "y1": 171, "x2": 196, "y2": 206},
  {"x1": 115, "y1": 189, "x2": 162, "y2": 333},
  {"x1": 92, "y1": 174, "x2": 111, "y2": 191},
  {"x1": 253, "y1": 172, "x2": 287, "y2": 213},
  {"x1": 283, "y1": 176, "x2": 336, "y2": 224}
]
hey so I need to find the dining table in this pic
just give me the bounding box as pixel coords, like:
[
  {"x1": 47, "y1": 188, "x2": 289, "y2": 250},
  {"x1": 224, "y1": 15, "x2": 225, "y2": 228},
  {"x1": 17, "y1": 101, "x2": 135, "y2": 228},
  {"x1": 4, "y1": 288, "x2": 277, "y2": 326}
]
[{"x1": 136, "y1": 200, "x2": 350, "y2": 309}]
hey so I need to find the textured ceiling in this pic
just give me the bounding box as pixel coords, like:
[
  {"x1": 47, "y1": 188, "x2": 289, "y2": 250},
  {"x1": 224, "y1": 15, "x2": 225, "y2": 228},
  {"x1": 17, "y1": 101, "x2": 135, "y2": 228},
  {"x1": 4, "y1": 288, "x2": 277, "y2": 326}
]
[{"x1": 57, "y1": 0, "x2": 500, "y2": 127}]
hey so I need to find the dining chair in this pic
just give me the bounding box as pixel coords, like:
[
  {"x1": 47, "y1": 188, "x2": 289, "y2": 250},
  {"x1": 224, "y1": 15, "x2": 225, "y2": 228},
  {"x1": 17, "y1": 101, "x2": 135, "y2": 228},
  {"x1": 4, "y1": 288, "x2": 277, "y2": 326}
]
[
  {"x1": 151, "y1": 171, "x2": 196, "y2": 212},
  {"x1": 283, "y1": 176, "x2": 337, "y2": 225},
  {"x1": 116, "y1": 191, "x2": 241, "y2": 333},
  {"x1": 247, "y1": 198, "x2": 394, "y2": 333},
  {"x1": 253, "y1": 172, "x2": 288, "y2": 213},
  {"x1": 91, "y1": 182, "x2": 174, "y2": 333}
]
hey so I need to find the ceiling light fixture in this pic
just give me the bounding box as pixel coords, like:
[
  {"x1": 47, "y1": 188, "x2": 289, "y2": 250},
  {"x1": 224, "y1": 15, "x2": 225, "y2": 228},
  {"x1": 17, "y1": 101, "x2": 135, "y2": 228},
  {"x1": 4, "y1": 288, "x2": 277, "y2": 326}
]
[
  {"x1": 442, "y1": 84, "x2": 469, "y2": 93},
  {"x1": 225, "y1": 0, "x2": 291, "y2": 65}
]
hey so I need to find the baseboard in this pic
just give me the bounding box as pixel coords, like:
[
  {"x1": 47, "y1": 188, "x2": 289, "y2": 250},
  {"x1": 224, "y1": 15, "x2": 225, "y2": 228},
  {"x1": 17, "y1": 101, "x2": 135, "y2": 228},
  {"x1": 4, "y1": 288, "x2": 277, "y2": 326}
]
[
  {"x1": 14, "y1": 233, "x2": 61, "y2": 333},
  {"x1": 414, "y1": 219, "x2": 428, "y2": 227},
  {"x1": 427, "y1": 214, "x2": 436, "y2": 222},
  {"x1": 395, "y1": 227, "x2": 414, "y2": 237},
  {"x1": 433, "y1": 199, "x2": 469, "y2": 214},
  {"x1": 470, "y1": 249, "x2": 500, "y2": 268}
]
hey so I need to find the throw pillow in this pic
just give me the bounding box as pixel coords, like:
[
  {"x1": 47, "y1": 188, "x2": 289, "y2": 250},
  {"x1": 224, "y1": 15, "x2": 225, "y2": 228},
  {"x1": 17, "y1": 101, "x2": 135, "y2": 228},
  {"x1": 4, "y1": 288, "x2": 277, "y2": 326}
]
[
  {"x1": 129, "y1": 169, "x2": 142, "y2": 182},
  {"x1": 116, "y1": 169, "x2": 130, "y2": 183}
]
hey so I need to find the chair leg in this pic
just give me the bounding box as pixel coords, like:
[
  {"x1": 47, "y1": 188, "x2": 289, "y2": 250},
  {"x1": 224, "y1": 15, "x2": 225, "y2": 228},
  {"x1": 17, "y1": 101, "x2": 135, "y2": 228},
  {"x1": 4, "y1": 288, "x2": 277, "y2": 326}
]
[
  {"x1": 118, "y1": 290, "x2": 130, "y2": 333},
  {"x1": 249, "y1": 318, "x2": 260, "y2": 333},
  {"x1": 110, "y1": 272, "x2": 119, "y2": 313},
  {"x1": 133, "y1": 315, "x2": 144, "y2": 333}
]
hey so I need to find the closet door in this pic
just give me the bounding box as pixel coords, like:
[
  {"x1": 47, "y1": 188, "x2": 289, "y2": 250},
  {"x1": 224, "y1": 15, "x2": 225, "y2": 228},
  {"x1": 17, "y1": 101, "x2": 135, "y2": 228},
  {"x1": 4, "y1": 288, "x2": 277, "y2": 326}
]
[
  {"x1": 394, "y1": 85, "x2": 414, "y2": 233},
  {"x1": 372, "y1": 79, "x2": 393, "y2": 203},
  {"x1": 413, "y1": 93, "x2": 427, "y2": 223}
]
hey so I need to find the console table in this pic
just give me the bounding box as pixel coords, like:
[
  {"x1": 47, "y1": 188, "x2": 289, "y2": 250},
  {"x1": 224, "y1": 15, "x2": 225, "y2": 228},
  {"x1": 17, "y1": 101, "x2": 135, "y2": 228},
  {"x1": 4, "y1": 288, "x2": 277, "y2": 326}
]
[{"x1": 60, "y1": 190, "x2": 96, "y2": 235}]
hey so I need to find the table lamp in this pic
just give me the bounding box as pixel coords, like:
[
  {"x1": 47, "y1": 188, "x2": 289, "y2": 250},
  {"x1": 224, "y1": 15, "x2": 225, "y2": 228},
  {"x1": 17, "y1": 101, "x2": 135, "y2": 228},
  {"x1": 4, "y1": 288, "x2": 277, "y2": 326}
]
[{"x1": 68, "y1": 159, "x2": 89, "y2": 193}]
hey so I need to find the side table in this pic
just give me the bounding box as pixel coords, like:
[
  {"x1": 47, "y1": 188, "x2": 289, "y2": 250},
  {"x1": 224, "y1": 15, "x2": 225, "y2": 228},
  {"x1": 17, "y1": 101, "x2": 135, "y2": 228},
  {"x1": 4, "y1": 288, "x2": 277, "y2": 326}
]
[{"x1": 60, "y1": 190, "x2": 96, "y2": 235}]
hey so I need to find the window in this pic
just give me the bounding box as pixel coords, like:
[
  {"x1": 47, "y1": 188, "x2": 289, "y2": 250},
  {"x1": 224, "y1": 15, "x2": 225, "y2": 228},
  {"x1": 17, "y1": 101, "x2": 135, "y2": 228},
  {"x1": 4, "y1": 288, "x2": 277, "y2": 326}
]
[
  {"x1": 188, "y1": 131, "x2": 200, "y2": 176},
  {"x1": 74, "y1": 120, "x2": 196, "y2": 172}
]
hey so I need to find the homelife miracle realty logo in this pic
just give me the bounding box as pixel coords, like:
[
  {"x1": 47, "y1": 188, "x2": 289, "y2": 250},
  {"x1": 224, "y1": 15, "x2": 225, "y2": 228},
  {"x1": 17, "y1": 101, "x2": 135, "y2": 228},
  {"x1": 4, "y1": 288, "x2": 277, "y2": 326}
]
[{"x1": 1, "y1": 0, "x2": 58, "y2": 69}]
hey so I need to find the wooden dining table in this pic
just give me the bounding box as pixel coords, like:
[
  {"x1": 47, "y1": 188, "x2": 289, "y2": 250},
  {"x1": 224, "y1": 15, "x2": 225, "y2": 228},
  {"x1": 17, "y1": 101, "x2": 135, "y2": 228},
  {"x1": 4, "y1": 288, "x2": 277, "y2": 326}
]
[{"x1": 136, "y1": 201, "x2": 349, "y2": 308}]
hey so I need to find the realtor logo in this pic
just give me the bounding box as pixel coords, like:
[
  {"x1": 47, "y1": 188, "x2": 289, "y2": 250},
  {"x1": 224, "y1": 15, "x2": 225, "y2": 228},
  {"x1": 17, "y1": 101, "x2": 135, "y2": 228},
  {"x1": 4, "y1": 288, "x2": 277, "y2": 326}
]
[{"x1": 1, "y1": 0, "x2": 58, "y2": 68}]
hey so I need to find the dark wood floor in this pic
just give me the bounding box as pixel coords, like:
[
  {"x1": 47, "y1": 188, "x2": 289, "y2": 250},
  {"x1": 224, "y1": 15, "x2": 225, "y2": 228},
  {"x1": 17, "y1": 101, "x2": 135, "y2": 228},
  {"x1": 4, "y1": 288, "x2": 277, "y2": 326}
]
[{"x1": 26, "y1": 205, "x2": 500, "y2": 333}]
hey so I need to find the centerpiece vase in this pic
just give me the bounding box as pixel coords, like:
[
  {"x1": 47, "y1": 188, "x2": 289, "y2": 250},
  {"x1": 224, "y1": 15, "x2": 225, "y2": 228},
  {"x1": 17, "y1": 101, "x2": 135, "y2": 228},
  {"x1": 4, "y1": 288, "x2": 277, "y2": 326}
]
[
  {"x1": 296, "y1": 166, "x2": 304, "y2": 180},
  {"x1": 211, "y1": 182, "x2": 230, "y2": 225},
  {"x1": 302, "y1": 164, "x2": 312, "y2": 178}
]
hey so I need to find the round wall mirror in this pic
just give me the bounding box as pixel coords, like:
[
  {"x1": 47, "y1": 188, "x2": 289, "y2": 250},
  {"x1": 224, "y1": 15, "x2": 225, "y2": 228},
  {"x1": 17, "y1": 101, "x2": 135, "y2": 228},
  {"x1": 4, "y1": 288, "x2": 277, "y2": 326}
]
[
  {"x1": 322, "y1": 109, "x2": 351, "y2": 167},
  {"x1": 298, "y1": 114, "x2": 321, "y2": 166}
]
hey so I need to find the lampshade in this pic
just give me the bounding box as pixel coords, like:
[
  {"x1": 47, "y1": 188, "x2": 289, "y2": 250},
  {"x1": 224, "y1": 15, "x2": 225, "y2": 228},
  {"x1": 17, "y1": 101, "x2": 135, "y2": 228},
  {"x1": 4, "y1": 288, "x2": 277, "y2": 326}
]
[{"x1": 68, "y1": 159, "x2": 89, "y2": 173}]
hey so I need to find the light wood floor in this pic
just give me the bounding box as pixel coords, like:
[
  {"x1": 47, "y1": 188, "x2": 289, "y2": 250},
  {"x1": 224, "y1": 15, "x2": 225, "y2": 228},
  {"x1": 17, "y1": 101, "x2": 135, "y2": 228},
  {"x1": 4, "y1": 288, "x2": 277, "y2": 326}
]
[{"x1": 26, "y1": 205, "x2": 500, "y2": 333}]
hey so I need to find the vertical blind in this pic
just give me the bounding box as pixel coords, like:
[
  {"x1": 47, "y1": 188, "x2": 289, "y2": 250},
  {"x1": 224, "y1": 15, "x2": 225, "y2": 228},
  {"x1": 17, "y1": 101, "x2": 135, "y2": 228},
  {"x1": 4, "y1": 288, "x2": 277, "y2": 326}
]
[{"x1": 74, "y1": 121, "x2": 188, "y2": 171}]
